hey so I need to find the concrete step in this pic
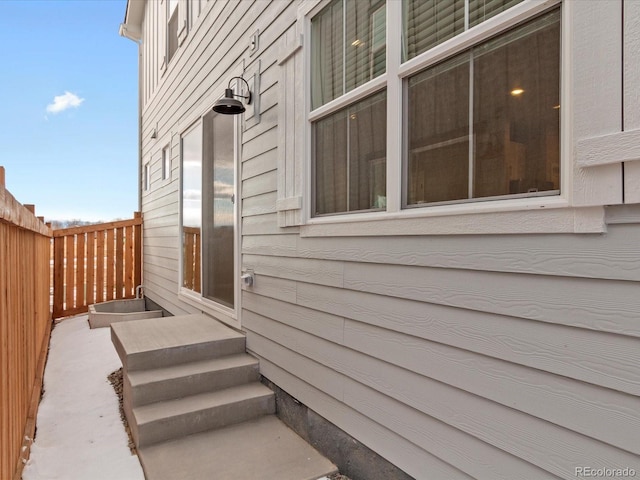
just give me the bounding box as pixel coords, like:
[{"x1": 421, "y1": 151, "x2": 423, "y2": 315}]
[
  {"x1": 129, "y1": 383, "x2": 276, "y2": 448},
  {"x1": 138, "y1": 415, "x2": 338, "y2": 480},
  {"x1": 125, "y1": 353, "x2": 261, "y2": 407},
  {"x1": 111, "y1": 314, "x2": 245, "y2": 371}
]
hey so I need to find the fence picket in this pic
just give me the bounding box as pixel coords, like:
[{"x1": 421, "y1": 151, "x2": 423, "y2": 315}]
[
  {"x1": 86, "y1": 232, "x2": 95, "y2": 305},
  {"x1": 96, "y1": 230, "x2": 104, "y2": 303},
  {"x1": 65, "y1": 235, "x2": 74, "y2": 312},
  {"x1": 76, "y1": 233, "x2": 85, "y2": 308},
  {"x1": 125, "y1": 225, "x2": 133, "y2": 295},
  {"x1": 115, "y1": 227, "x2": 124, "y2": 299},
  {"x1": 106, "y1": 229, "x2": 115, "y2": 301},
  {"x1": 53, "y1": 238, "x2": 64, "y2": 318}
]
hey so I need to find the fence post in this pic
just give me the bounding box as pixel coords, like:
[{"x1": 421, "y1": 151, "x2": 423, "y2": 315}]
[
  {"x1": 134, "y1": 211, "x2": 142, "y2": 290},
  {"x1": 52, "y1": 237, "x2": 64, "y2": 318}
]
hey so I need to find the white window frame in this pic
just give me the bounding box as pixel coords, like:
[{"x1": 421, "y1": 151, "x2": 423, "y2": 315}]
[
  {"x1": 166, "y1": 0, "x2": 180, "y2": 65},
  {"x1": 143, "y1": 161, "x2": 151, "y2": 192},
  {"x1": 188, "y1": 0, "x2": 201, "y2": 31},
  {"x1": 298, "y1": 0, "x2": 600, "y2": 236},
  {"x1": 162, "y1": 145, "x2": 171, "y2": 181},
  {"x1": 177, "y1": 106, "x2": 242, "y2": 329}
]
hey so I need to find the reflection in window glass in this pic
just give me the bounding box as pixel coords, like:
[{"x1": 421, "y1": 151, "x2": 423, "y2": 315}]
[
  {"x1": 202, "y1": 112, "x2": 235, "y2": 309},
  {"x1": 406, "y1": 9, "x2": 560, "y2": 206},
  {"x1": 404, "y1": 0, "x2": 465, "y2": 61},
  {"x1": 403, "y1": 0, "x2": 524, "y2": 61},
  {"x1": 407, "y1": 54, "x2": 470, "y2": 204},
  {"x1": 314, "y1": 90, "x2": 387, "y2": 215},
  {"x1": 469, "y1": 0, "x2": 523, "y2": 28},
  {"x1": 181, "y1": 124, "x2": 202, "y2": 293},
  {"x1": 311, "y1": 0, "x2": 386, "y2": 109}
]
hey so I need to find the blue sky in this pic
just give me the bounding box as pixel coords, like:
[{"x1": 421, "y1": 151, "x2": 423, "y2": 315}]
[{"x1": 0, "y1": 0, "x2": 139, "y2": 222}]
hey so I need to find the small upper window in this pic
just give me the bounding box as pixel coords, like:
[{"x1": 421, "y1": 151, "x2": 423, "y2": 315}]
[
  {"x1": 144, "y1": 162, "x2": 151, "y2": 192},
  {"x1": 167, "y1": 0, "x2": 179, "y2": 64},
  {"x1": 162, "y1": 146, "x2": 171, "y2": 180}
]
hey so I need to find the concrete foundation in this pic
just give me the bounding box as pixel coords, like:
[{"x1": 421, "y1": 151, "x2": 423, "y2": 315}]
[{"x1": 262, "y1": 378, "x2": 414, "y2": 480}]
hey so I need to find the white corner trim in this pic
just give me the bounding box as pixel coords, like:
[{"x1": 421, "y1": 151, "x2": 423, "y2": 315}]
[
  {"x1": 576, "y1": 128, "x2": 640, "y2": 167},
  {"x1": 278, "y1": 34, "x2": 303, "y2": 65}
]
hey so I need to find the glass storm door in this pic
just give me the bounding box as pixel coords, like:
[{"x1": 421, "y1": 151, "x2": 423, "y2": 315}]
[{"x1": 202, "y1": 110, "x2": 236, "y2": 309}]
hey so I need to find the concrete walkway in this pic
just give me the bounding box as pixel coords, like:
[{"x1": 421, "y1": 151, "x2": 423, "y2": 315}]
[{"x1": 22, "y1": 315, "x2": 145, "y2": 480}]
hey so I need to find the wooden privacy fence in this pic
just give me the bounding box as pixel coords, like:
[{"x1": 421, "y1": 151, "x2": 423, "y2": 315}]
[
  {"x1": 0, "y1": 167, "x2": 52, "y2": 480},
  {"x1": 52, "y1": 213, "x2": 142, "y2": 319}
]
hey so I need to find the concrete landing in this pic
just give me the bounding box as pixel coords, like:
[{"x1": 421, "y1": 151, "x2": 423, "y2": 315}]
[
  {"x1": 111, "y1": 314, "x2": 245, "y2": 370},
  {"x1": 138, "y1": 415, "x2": 338, "y2": 480}
]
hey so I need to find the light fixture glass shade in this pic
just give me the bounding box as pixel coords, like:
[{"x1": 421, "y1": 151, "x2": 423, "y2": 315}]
[{"x1": 213, "y1": 88, "x2": 246, "y2": 115}]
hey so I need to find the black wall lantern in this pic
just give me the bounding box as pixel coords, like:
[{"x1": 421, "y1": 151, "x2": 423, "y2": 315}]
[{"x1": 212, "y1": 76, "x2": 252, "y2": 115}]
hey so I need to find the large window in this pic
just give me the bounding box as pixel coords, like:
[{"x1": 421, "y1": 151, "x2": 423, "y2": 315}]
[
  {"x1": 406, "y1": 9, "x2": 560, "y2": 205},
  {"x1": 309, "y1": 0, "x2": 561, "y2": 216}
]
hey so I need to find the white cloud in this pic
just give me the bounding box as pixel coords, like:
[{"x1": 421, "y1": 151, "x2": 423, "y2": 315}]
[{"x1": 46, "y1": 91, "x2": 85, "y2": 114}]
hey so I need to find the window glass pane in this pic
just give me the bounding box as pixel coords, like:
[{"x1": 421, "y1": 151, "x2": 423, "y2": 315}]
[
  {"x1": 407, "y1": 54, "x2": 470, "y2": 204},
  {"x1": 202, "y1": 112, "x2": 235, "y2": 309},
  {"x1": 345, "y1": 1, "x2": 386, "y2": 92},
  {"x1": 406, "y1": 9, "x2": 560, "y2": 205},
  {"x1": 315, "y1": 90, "x2": 387, "y2": 215},
  {"x1": 182, "y1": 124, "x2": 202, "y2": 293},
  {"x1": 162, "y1": 147, "x2": 170, "y2": 180},
  {"x1": 370, "y1": 6, "x2": 386, "y2": 78},
  {"x1": 469, "y1": 0, "x2": 524, "y2": 28},
  {"x1": 473, "y1": 10, "x2": 560, "y2": 197},
  {"x1": 315, "y1": 108, "x2": 348, "y2": 214},
  {"x1": 311, "y1": 0, "x2": 344, "y2": 109},
  {"x1": 403, "y1": 0, "x2": 525, "y2": 61},
  {"x1": 167, "y1": 0, "x2": 179, "y2": 63},
  {"x1": 311, "y1": 0, "x2": 386, "y2": 109},
  {"x1": 404, "y1": 0, "x2": 465, "y2": 61}
]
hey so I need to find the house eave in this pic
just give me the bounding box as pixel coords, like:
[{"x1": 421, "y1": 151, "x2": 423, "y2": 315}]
[{"x1": 120, "y1": 0, "x2": 144, "y2": 42}]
